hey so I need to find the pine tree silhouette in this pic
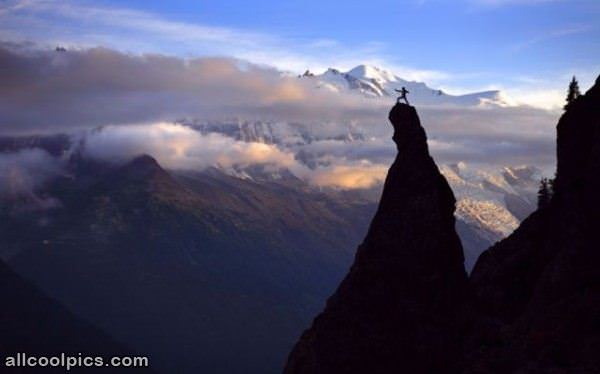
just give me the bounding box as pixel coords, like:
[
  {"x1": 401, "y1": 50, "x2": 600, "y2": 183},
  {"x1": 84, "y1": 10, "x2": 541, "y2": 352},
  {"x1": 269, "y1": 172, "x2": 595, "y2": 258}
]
[
  {"x1": 537, "y1": 178, "x2": 551, "y2": 208},
  {"x1": 564, "y1": 76, "x2": 581, "y2": 109},
  {"x1": 548, "y1": 172, "x2": 557, "y2": 196}
]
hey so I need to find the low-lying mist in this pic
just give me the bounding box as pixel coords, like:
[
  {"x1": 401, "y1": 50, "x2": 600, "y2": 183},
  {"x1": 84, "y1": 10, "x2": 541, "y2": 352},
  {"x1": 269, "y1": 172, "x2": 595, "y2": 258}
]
[{"x1": 0, "y1": 42, "x2": 561, "y2": 194}]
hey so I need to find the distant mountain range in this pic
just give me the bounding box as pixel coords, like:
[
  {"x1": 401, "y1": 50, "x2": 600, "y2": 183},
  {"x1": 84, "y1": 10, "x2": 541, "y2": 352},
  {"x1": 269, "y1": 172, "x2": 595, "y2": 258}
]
[
  {"x1": 0, "y1": 127, "x2": 536, "y2": 373},
  {"x1": 182, "y1": 118, "x2": 538, "y2": 271},
  {"x1": 301, "y1": 64, "x2": 509, "y2": 106},
  {"x1": 0, "y1": 68, "x2": 538, "y2": 373},
  {"x1": 0, "y1": 147, "x2": 375, "y2": 374},
  {"x1": 440, "y1": 163, "x2": 539, "y2": 270}
]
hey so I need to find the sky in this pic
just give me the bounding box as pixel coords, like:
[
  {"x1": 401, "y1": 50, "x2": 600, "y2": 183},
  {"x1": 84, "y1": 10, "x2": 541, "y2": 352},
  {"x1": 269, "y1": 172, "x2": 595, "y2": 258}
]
[
  {"x1": 1, "y1": 0, "x2": 599, "y2": 107},
  {"x1": 0, "y1": 0, "x2": 596, "y2": 194}
]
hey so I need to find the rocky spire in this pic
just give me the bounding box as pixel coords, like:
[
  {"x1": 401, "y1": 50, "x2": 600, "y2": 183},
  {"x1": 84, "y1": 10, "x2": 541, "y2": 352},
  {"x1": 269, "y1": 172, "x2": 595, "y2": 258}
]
[{"x1": 284, "y1": 103, "x2": 470, "y2": 374}]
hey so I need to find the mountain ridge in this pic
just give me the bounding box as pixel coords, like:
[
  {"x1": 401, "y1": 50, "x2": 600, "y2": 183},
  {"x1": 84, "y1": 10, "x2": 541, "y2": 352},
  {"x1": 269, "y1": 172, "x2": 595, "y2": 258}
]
[
  {"x1": 302, "y1": 64, "x2": 507, "y2": 106},
  {"x1": 1, "y1": 151, "x2": 377, "y2": 374}
]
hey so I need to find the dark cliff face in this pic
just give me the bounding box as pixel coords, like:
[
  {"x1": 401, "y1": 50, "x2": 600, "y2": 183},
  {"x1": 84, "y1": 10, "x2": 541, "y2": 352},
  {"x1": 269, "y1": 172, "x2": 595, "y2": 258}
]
[
  {"x1": 285, "y1": 76, "x2": 600, "y2": 374},
  {"x1": 468, "y1": 76, "x2": 600, "y2": 372},
  {"x1": 284, "y1": 103, "x2": 469, "y2": 374},
  {"x1": 555, "y1": 76, "x2": 600, "y2": 196}
]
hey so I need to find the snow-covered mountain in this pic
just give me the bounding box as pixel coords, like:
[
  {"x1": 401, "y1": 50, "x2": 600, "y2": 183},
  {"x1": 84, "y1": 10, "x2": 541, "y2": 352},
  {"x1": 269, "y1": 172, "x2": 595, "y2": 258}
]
[
  {"x1": 302, "y1": 64, "x2": 508, "y2": 106},
  {"x1": 441, "y1": 163, "x2": 539, "y2": 236},
  {"x1": 175, "y1": 79, "x2": 538, "y2": 271},
  {"x1": 440, "y1": 163, "x2": 539, "y2": 269},
  {"x1": 181, "y1": 117, "x2": 539, "y2": 269},
  {"x1": 186, "y1": 119, "x2": 364, "y2": 147}
]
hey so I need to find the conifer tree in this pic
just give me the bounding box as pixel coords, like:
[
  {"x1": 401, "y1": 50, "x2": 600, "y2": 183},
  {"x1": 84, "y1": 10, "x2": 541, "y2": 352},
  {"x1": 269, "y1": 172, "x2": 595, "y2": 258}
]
[
  {"x1": 564, "y1": 76, "x2": 581, "y2": 109},
  {"x1": 548, "y1": 173, "x2": 556, "y2": 196},
  {"x1": 537, "y1": 178, "x2": 551, "y2": 208}
]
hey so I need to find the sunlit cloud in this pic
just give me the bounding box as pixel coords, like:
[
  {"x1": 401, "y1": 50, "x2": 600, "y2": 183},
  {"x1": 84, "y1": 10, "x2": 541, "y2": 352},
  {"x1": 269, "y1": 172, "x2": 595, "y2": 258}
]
[
  {"x1": 0, "y1": 42, "x2": 564, "y2": 191},
  {"x1": 77, "y1": 123, "x2": 388, "y2": 190},
  {"x1": 308, "y1": 162, "x2": 388, "y2": 189},
  {"x1": 81, "y1": 123, "x2": 299, "y2": 170}
]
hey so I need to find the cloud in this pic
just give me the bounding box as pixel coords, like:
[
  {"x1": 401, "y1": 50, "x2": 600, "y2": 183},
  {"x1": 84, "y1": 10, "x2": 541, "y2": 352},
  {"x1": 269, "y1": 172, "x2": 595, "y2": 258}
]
[
  {"x1": 0, "y1": 148, "x2": 64, "y2": 208},
  {"x1": 81, "y1": 123, "x2": 299, "y2": 171},
  {"x1": 4, "y1": 0, "x2": 588, "y2": 108},
  {"x1": 0, "y1": 43, "x2": 386, "y2": 134},
  {"x1": 77, "y1": 123, "x2": 390, "y2": 189},
  {"x1": 420, "y1": 105, "x2": 558, "y2": 166},
  {"x1": 0, "y1": 0, "x2": 272, "y2": 48},
  {"x1": 0, "y1": 42, "x2": 562, "y2": 191},
  {"x1": 0, "y1": 0, "x2": 452, "y2": 80},
  {"x1": 503, "y1": 88, "x2": 565, "y2": 110},
  {"x1": 308, "y1": 162, "x2": 389, "y2": 189},
  {"x1": 73, "y1": 102, "x2": 558, "y2": 191}
]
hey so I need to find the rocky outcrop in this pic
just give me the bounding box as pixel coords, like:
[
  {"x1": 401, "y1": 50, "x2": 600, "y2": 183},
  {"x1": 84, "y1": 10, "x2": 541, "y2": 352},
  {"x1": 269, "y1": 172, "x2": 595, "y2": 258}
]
[
  {"x1": 284, "y1": 103, "x2": 470, "y2": 374},
  {"x1": 285, "y1": 75, "x2": 600, "y2": 373},
  {"x1": 467, "y1": 75, "x2": 600, "y2": 372}
]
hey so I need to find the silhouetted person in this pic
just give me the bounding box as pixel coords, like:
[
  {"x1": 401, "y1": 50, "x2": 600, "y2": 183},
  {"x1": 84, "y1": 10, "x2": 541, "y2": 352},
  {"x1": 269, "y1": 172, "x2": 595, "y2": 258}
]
[{"x1": 395, "y1": 87, "x2": 410, "y2": 104}]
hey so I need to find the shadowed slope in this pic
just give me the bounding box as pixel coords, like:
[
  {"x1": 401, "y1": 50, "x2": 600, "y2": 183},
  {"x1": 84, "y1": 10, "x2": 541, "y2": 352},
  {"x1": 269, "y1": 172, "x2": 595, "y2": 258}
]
[
  {"x1": 2, "y1": 154, "x2": 375, "y2": 374},
  {"x1": 0, "y1": 259, "x2": 145, "y2": 373}
]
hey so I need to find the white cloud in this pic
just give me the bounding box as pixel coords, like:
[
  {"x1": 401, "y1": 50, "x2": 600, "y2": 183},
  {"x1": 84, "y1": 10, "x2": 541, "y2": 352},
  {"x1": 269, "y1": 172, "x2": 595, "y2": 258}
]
[
  {"x1": 504, "y1": 88, "x2": 564, "y2": 110},
  {"x1": 0, "y1": 42, "x2": 565, "y2": 191},
  {"x1": 78, "y1": 123, "x2": 390, "y2": 189},
  {"x1": 82, "y1": 123, "x2": 299, "y2": 171},
  {"x1": 0, "y1": 0, "x2": 448, "y2": 79}
]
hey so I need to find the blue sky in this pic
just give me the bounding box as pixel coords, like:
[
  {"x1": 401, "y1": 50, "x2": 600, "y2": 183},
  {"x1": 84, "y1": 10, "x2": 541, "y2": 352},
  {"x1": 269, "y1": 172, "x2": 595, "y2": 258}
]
[{"x1": 1, "y1": 0, "x2": 599, "y2": 107}]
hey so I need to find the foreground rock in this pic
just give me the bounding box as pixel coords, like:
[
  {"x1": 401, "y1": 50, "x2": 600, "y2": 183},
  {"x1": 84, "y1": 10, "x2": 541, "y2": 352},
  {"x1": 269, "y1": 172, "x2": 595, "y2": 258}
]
[
  {"x1": 284, "y1": 103, "x2": 470, "y2": 374},
  {"x1": 467, "y1": 76, "x2": 600, "y2": 372}
]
